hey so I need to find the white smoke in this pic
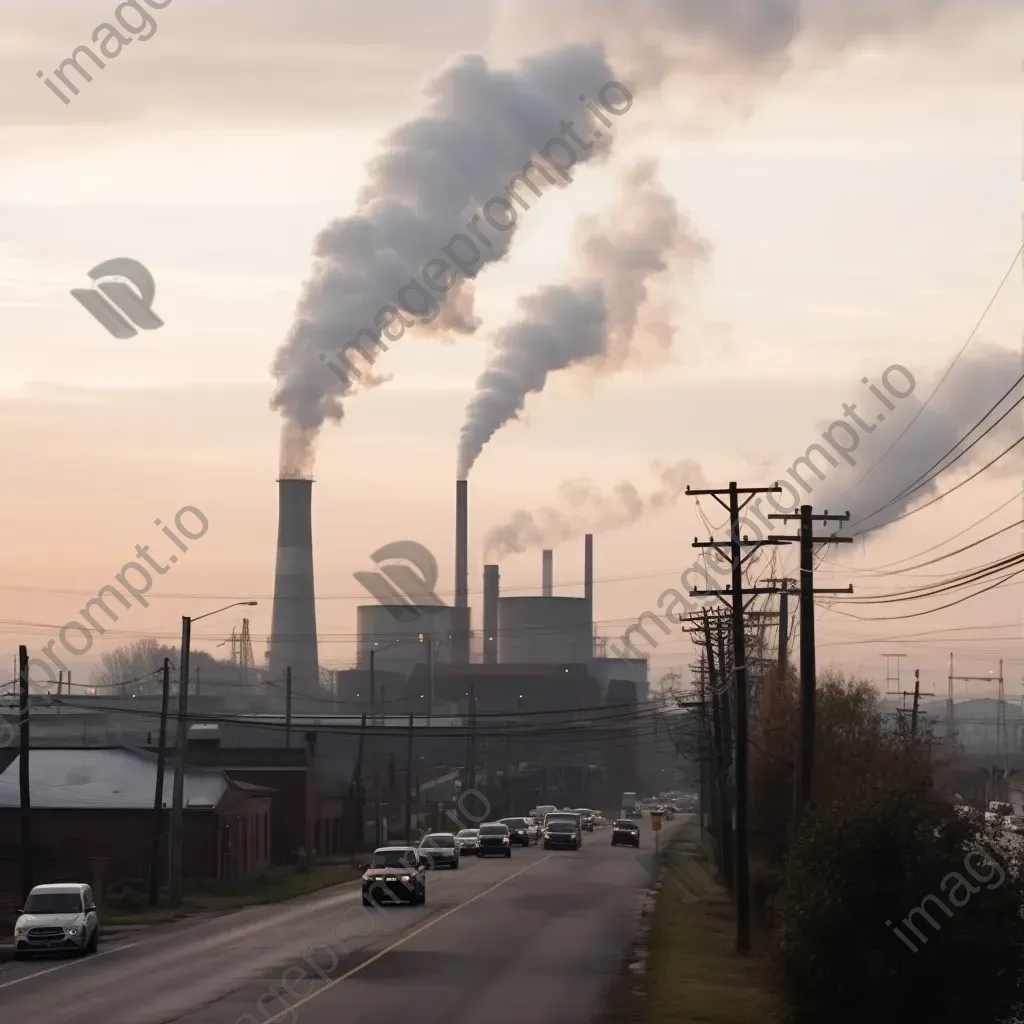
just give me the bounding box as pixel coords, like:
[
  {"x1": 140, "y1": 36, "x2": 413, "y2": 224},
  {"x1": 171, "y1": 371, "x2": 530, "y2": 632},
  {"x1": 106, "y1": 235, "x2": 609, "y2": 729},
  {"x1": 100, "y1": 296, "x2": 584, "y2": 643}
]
[
  {"x1": 457, "y1": 161, "x2": 709, "y2": 477},
  {"x1": 270, "y1": 42, "x2": 617, "y2": 475},
  {"x1": 484, "y1": 459, "x2": 706, "y2": 557},
  {"x1": 814, "y1": 346, "x2": 1021, "y2": 536}
]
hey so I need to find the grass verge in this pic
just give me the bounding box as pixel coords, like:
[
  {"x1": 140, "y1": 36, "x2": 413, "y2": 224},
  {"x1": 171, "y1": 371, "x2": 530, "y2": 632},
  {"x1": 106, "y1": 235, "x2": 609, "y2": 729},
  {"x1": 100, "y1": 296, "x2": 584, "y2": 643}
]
[
  {"x1": 608, "y1": 827, "x2": 781, "y2": 1023},
  {"x1": 104, "y1": 863, "x2": 361, "y2": 925}
]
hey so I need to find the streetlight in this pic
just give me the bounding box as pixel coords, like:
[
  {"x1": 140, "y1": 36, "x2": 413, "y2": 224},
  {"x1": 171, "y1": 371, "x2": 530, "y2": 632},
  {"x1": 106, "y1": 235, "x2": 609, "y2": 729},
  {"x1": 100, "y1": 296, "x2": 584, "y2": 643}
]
[{"x1": 168, "y1": 601, "x2": 257, "y2": 906}]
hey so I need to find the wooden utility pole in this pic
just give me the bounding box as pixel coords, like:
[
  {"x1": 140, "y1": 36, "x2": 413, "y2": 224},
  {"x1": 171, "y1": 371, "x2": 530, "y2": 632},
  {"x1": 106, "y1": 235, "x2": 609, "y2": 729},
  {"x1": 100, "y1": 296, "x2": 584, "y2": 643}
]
[
  {"x1": 149, "y1": 657, "x2": 171, "y2": 906},
  {"x1": 285, "y1": 666, "x2": 293, "y2": 749},
  {"x1": 687, "y1": 480, "x2": 783, "y2": 954},
  {"x1": 168, "y1": 615, "x2": 192, "y2": 907},
  {"x1": 405, "y1": 712, "x2": 414, "y2": 842},
  {"x1": 765, "y1": 578, "x2": 796, "y2": 681},
  {"x1": 768, "y1": 507, "x2": 852, "y2": 818},
  {"x1": 18, "y1": 646, "x2": 30, "y2": 904}
]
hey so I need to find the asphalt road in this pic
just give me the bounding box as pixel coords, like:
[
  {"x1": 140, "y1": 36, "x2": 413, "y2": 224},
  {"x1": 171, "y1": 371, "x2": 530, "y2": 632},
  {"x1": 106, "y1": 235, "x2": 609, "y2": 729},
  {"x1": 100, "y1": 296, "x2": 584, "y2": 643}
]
[{"x1": 0, "y1": 819, "x2": 664, "y2": 1024}]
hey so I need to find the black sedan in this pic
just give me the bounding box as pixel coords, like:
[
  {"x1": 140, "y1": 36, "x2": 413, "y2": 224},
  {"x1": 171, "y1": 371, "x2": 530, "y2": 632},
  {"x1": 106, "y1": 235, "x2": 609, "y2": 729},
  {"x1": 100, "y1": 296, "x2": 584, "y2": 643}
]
[
  {"x1": 477, "y1": 823, "x2": 512, "y2": 857},
  {"x1": 498, "y1": 817, "x2": 533, "y2": 846},
  {"x1": 360, "y1": 847, "x2": 427, "y2": 906},
  {"x1": 610, "y1": 820, "x2": 640, "y2": 847},
  {"x1": 543, "y1": 820, "x2": 580, "y2": 850}
]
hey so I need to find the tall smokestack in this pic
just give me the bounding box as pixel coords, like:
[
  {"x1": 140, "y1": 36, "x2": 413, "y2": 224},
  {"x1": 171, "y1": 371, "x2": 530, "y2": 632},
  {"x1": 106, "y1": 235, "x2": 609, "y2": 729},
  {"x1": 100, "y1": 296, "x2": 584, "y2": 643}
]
[
  {"x1": 584, "y1": 533, "x2": 594, "y2": 653},
  {"x1": 584, "y1": 534, "x2": 593, "y2": 604},
  {"x1": 483, "y1": 565, "x2": 499, "y2": 664},
  {"x1": 542, "y1": 550, "x2": 553, "y2": 596},
  {"x1": 269, "y1": 478, "x2": 319, "y2": 700},
  {"x1": 453, "y1": 479, "x2": 470, "y2": 663}
]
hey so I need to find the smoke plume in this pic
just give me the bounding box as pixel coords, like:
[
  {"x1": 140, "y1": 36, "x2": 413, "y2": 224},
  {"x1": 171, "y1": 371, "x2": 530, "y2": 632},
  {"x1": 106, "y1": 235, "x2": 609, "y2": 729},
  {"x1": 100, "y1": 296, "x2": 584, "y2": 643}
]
[
  {"x1": 270, "y1": 43, "x2": 616, "y2": 476},
  {"x1": 814, "y1": 346, "x2": 1022, "y2": 537},
  {"x1": 484, "y1": 459, "x2": 706, "y2": 557},
  {"x1": 457, "y1": 162, "x2": 709, "y2": 477}
]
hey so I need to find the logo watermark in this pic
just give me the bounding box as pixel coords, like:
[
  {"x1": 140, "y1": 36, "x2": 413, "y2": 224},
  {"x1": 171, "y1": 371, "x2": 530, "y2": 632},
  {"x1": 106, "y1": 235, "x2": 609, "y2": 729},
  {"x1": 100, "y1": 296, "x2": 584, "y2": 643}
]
[
  {"x1": 37, "y1": 0, "x2": 173, "y2": 107},
  {"x1": 71, "y1": 257, "x2": 164, "y2": 338},
  {"x1": 353, "y1": 540, "x2": 445, "y2": 623}
]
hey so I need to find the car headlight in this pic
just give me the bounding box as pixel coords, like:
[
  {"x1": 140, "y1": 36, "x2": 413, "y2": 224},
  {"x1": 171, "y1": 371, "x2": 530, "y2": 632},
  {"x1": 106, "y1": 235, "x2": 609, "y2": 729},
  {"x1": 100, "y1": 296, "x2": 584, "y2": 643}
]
[
  {"x1": 400, "y1": 875, "x2": 411, "y2": 882},
  {"x1": 14, "y1": 926, "x2": 25, "y2": 936}
]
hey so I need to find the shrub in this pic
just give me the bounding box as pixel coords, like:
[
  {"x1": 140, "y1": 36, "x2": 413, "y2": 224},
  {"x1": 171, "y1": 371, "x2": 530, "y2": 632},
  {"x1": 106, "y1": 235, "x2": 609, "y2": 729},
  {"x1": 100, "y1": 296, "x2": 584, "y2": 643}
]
[{"x1": 772, "y1": 778, "x2": 1024, "y2": 1024}]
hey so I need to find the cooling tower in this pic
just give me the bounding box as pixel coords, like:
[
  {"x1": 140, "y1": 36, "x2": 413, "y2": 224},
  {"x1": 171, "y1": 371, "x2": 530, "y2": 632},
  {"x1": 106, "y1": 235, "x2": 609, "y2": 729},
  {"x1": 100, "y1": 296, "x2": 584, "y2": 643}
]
[
  {"x1": 483, "y1": 565, "x2": 499, "y2": 664},
  {"x1": 268, "y1": 478, "x2": 319, "y2": 698},
  {"x1": 542, "y1": 549, "x2": 553, "y2": 596},
  {"x1": 452, "y1": 479, "x2": 470, "y2": 663}
]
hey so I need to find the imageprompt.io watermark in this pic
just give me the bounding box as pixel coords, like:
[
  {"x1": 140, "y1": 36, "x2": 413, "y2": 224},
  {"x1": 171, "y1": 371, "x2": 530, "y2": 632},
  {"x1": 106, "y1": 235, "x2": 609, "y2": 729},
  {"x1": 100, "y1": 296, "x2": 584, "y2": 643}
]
[
  {"x1": 353, "y1": 540, "x2": 445, "y2": 623},
  {"x1": 71, "y1": 257, "x2": 164, "y2": 339}
]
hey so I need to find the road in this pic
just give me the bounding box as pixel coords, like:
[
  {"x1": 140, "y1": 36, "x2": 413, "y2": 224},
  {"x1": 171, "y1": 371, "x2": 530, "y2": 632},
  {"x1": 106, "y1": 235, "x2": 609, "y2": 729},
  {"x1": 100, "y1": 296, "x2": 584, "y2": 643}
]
[{"x1": 0, "y1": 819, "x2": 663, "y2": 1024}]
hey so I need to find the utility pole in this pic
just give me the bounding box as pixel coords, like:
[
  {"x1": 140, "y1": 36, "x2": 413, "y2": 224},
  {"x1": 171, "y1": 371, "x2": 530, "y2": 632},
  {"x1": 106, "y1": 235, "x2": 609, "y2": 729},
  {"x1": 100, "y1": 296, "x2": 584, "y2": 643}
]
[
  {"x1": 768, "y1": 506, "x2": 852, "y2": 819},
  {"x1": 285, "y1": 666, "x2": 292, "y2": 749},
  {"x1": 765, "y1": 578, "x2": 796, "y2": 681},
  {"x1": 405, "y1": 712, "x2": 414, "y2": 842},
  {"x1": 687, "y1": 480, "x2": 783, "y2": 954},
  {"x1": 149, "y1": 657, "x2": 171, "y2": 906},
  {"x1": 466, "y1": 683, "x2": 476, "y2": 793},
  {"x1": 911, "y1": 669, "x2": 921, "y2": 735},
  {"x1": 369, "y1": 649, "x2": 380, "y2": 845},
  {"x1": 168, "y1": 615, "x2": 191, "y2": 908},
  {"x1": 948, "y1": 655, "x2": 999, "y2": 755},
  {"x1": 18, "y1": 646, "x2": 30, "y2": 904}
]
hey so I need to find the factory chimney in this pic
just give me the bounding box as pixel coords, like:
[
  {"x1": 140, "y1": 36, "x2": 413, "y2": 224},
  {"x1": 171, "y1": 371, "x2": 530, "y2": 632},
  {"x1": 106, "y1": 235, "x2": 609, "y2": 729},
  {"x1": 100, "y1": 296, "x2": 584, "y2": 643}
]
[
  {"x1": 269, "y1": 478, "x2": 319, "y2": 701},
  {"x1": 542, "y1": 549, "x2": 553, "y2": 597},
  {"x1": 483, "y1": 565, "x2": 499, "y2": 664},
  {"x1": 584, "y1": 534, "x2": 593, "y2": 603},
  {"x1": 453, "y1": 479, "x2": 470, "y2": 662},
  {"x1": 584, "y1": 533, "x2": 594, "y2": 653}
]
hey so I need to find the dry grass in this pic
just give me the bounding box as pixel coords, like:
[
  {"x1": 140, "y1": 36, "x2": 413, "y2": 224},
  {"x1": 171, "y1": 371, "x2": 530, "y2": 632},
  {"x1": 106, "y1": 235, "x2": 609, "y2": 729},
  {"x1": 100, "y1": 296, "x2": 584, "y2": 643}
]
[{"x1": 610, "y1": 829, "x2": 782, "y2": 1024}]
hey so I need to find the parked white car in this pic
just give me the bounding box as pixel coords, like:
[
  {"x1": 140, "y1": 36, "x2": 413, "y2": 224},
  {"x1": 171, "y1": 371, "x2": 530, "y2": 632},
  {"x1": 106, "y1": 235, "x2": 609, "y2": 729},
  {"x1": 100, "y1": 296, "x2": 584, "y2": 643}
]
[{"x1": 14, "y1": 882, "x2": 99, "y2": 957}]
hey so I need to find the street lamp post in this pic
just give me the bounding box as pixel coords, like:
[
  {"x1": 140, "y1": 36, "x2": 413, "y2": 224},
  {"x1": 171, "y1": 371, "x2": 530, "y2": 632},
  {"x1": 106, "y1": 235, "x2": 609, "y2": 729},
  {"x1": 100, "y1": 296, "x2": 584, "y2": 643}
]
[{"x1": 167, "y1": 601, "x2": 256, "y2": 907}]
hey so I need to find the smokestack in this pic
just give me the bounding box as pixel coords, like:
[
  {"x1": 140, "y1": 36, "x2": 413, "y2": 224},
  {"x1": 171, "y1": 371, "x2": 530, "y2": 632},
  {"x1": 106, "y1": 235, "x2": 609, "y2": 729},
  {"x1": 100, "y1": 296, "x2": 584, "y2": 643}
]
[
  {"x1": 584, "y1": 534, "x2": 593, "y2": 604},
  {"x1": 483, "y1": 565, "x2": 499, "y2": 664},
  {"x1": 453, "y1": 479, "x2": 470, "y2": 663},
  {"x1": 269, "y1": 478, "x2": 319, "y2": 700},
  {"x1": 542, "y1": 550, "x2": 553, "y2": 596}
]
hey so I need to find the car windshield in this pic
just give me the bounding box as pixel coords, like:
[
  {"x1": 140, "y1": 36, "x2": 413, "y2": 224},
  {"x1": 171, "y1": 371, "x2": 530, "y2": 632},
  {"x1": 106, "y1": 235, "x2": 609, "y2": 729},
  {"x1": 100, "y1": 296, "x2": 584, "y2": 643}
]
[
  {"x1": 370, "y1": 850, "x2": 418, "y2": 869},
  {"x1": 479, "y1": 825, "x2": 507, "y2": 835},
  {"x1": 549, "y1": 822, "x2": 574, "y2": 832},
  {"x1": 421, "y1": 835, "x2": 455, "y2": 847},
  {"x1": 457, "y1": 829, "x2": 479, "y2": 837},
  {"x1": 24, "y1": 892, "x2": 82, "y2": 914},
  {"x1": 614, "y1": 820, "x2": 636, "y2": 828},
  {"x1": 501, "y1": 819, "x2": 527, "y2": 827}
]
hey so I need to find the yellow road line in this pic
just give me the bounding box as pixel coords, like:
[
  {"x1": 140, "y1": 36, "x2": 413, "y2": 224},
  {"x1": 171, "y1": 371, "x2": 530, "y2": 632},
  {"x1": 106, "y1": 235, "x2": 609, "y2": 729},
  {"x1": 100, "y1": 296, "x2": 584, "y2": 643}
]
[{"x1": 263, "y1": 854, "x2": 554, "y2": 1023}]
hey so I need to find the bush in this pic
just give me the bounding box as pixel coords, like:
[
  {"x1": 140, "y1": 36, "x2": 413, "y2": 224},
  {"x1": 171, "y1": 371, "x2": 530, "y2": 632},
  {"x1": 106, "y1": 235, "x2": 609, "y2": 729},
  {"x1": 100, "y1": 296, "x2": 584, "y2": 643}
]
[
  {"x1": 772, "y1": 778, "x2": 1024, "y2": 1024},
  {"x1": 109, "y1": 886, "x2": 147, "y2": 912}
]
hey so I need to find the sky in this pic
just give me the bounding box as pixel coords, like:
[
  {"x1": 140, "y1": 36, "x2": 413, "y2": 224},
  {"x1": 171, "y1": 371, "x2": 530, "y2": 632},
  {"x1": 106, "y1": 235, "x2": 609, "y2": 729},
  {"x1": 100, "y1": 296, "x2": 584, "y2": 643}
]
[{"x1": 0, "y1": 0, "x2": 1020, "y2": 701}]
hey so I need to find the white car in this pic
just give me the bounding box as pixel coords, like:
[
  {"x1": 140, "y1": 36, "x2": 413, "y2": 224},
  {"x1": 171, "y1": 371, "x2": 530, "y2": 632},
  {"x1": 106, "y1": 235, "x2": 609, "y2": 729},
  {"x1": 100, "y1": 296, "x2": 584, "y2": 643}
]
[
  {"x1": 14, "y1": 882, "x2": 99, "y2": 957},
  {"x1": 455, "y1": 828, "x2": 480, "y2": 852}
]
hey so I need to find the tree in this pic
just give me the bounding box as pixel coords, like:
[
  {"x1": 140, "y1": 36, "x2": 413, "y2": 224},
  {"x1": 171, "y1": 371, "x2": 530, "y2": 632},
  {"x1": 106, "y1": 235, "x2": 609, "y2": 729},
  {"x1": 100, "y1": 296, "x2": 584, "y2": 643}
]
[
  {"x1": 91, "y1": 638, "x2": 164, "y2": 693},
  {"x1": 773, "y1": 780, "x2": 1024, "y2": 1024}
]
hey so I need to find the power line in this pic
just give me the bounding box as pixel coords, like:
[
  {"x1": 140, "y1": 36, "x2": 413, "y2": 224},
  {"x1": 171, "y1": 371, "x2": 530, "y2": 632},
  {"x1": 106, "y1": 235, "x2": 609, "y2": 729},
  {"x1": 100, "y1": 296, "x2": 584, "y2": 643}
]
[{"x1": 830, "y1": 243, "x2": 1023, "y2": 505}]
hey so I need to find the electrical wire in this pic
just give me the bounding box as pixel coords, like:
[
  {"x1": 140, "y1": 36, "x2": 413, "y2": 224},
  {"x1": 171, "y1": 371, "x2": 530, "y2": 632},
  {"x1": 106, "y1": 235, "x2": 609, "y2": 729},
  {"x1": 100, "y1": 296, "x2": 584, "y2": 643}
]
[
  {"x1": 853, "y1": 428, "x2": 1024, "y2": 537},
  {"x1": 829, "y1": 242, "x2": 1023, "y2": 506}
]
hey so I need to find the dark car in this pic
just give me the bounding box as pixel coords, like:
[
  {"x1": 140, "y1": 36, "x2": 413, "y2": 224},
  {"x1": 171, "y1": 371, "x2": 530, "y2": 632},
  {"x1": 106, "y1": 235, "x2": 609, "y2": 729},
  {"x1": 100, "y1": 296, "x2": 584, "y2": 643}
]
[
  {"x1": 498, "y1": 817, "x2": 533, "y2": 846},
  {"x1": 419, "y1": 832, "x2": 460, "y2": 869},
  {"x1": 477, "y1": 823, "x2": 512, "y2": 857},
  {"x1": 360, "y1": 847, "x2": 427, "y2": 906},
  {"x1": 573, "y1": 808, "x2": 596, "y2": 832},
  {"x1": 543, "y1": 820, "x2": 580, "y2": 850},
  {"x1": 610, "y1": 819, "x2": 640, "y2": 847}
]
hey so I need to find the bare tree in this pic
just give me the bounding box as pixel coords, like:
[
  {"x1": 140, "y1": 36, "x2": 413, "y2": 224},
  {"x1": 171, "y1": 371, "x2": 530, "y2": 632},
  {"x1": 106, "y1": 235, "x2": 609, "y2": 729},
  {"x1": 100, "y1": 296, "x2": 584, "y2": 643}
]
[{"x1": 90, "y1": 638, "x2": 164, "y2": 693}]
